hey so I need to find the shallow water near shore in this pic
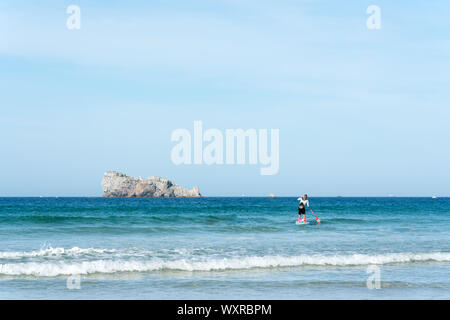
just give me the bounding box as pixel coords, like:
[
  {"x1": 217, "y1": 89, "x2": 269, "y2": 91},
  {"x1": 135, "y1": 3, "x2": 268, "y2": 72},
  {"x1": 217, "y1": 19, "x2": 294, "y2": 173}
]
[{"x1": 0, "y1": 197, "x2": 449, "y2": 299}]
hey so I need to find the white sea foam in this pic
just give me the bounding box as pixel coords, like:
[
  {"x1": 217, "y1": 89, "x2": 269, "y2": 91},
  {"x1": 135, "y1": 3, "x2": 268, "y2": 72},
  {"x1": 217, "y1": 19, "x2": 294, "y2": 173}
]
[
  {"x1": 0, "y1": 251, "x2": 449, "y2": 277},
  {"x1": 0, "y1": 247, "x2": 117, "y2": 259}
]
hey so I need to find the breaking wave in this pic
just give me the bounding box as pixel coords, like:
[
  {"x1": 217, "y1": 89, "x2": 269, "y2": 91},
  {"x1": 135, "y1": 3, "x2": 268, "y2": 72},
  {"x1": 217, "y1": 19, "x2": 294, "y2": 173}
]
[{"x1": 1, "y1": 248, "x2": 449, "y2": 277}]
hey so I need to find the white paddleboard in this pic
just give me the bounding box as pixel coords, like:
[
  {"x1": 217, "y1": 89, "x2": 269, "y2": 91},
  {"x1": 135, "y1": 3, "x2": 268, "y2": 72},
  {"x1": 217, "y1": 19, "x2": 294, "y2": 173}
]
[{"x1": 296, "y1": 220, "x2": 309, "y2": 225}]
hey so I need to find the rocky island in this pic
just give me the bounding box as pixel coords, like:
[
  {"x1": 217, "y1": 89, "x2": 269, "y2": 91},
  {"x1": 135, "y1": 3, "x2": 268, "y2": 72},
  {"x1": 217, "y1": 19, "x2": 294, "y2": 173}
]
[{"x1": 101, "y1": 171, "x2": 201, "y2": 198}]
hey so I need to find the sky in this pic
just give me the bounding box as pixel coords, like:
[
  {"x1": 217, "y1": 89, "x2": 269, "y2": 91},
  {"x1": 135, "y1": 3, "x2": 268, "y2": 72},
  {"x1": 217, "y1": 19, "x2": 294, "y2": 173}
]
[{"x1": 1, "y1": 0, "x2": 449, "y2": 197}]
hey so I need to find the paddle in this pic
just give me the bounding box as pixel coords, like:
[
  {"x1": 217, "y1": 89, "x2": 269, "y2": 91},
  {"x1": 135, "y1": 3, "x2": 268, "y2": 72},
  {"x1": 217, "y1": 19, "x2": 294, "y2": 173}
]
[{"x1": 309, "y1": 208, "x2": 321, "y2": 223}]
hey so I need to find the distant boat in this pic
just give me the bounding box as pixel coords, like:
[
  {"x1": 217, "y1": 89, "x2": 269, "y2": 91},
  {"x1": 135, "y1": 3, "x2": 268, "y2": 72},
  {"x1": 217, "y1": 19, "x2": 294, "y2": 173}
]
[
  {"x1": 268, "y1": 194, "x2": 276, "y2": 198},
  {"x1": 432, "y1": 195, "x2": 438, "y2": 199}
]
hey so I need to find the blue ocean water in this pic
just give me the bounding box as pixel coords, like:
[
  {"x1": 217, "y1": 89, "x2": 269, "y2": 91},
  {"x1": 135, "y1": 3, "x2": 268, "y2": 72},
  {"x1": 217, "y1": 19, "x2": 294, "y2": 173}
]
[{"x1": 0, "y1": 197, "x2": 449, "y2": 299}]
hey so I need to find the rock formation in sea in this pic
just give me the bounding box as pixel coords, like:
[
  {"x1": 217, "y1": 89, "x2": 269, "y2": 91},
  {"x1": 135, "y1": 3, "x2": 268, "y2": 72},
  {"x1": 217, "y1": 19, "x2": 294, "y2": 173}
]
[{"x1": 101, "y1": 171, "x2": 201, "y2": 198}]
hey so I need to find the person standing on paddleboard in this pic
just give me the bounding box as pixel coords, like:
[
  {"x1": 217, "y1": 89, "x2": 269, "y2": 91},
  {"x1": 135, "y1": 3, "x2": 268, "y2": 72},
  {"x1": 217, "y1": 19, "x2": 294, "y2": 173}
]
[{"x1": 297, "y1": 194, "x2": 309, "y2": 223}]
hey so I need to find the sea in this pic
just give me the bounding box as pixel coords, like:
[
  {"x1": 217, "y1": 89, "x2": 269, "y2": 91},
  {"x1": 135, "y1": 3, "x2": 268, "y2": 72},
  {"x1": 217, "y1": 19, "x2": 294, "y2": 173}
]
[{"x1": 0, "y1": 197, "x2": 449, "y2": 299}]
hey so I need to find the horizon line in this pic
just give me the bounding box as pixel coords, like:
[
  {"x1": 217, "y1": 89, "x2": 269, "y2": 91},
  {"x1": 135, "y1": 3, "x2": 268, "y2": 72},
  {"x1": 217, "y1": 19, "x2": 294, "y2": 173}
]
[{"x1": 0, "y1": 196, "x2": 447, "y2": 198}]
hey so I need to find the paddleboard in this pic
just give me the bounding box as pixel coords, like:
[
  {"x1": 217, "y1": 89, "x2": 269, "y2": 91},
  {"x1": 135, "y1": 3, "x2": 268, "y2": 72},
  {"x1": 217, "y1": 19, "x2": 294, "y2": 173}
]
[{"x1": 296, "y1": 220, "x2": 309, "y2": 225}]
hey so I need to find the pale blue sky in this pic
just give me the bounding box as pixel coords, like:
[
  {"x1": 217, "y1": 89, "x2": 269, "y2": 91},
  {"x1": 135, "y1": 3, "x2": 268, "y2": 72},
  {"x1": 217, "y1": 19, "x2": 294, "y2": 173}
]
[{"x1": 1, "y1": 0, "x2": 449, "y2": 196}]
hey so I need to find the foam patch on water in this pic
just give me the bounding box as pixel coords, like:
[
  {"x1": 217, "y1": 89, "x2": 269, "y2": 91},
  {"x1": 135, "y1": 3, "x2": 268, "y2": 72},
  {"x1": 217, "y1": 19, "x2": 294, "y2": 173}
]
[
  {"x1": 0, "y1": 247, "x2": 117, "y2": 259},
  {"x1": 1, "y1": 251, "x2": 449, "y2": 276}
]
